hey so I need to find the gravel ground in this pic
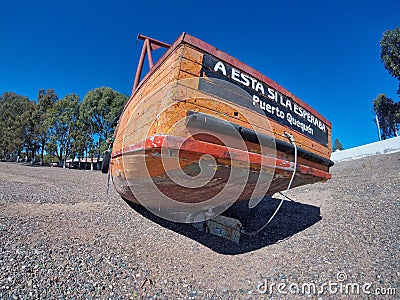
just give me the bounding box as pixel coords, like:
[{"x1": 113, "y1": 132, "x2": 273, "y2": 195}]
[{"x1": 0, "y1": 152, "x2": 399, "y2": 299}]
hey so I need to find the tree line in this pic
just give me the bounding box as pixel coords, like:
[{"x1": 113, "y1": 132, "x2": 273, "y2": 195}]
[
  {"x1": 373, "y1": 26, "x2": 400, "y2": 139},
  {"x1": 0, "y1": 87, "x2": 127, "y2": 166}
]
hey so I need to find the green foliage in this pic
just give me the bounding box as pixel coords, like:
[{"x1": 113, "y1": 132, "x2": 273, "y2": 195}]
[
  {"x1": 70, "y1": 119, "x2": 90, "y2": 160},
  {"x1": 80, "y1": 87, "x2": 127, "y2": 151},
  {"x1": 380, "y1": 27, "x2": 400, "y2": 95},
  {"x1": 42, "y1": 153, "x2": 59, "y2": 165},
  {"x1": 0, "y1": 92, "x2": 31, "y2": 159},
  {"x1": 373, "y1": 94, "x2": 400, "y2": 139},
  {"x1": 21, "y1": 100, "x2": 40, "y2": 160},
  {"x1": 0, "y1": 87, "x2": 126, "y2": 163},
  {"x1": 36, "y1": 89, "x2": 58, "y2": 163},
  {"x1": 333, "y1": 138, "x2": 344, "y2": 151},
  {"x1": 46, "y1": 94, "x2": 80, "y2": 164}
]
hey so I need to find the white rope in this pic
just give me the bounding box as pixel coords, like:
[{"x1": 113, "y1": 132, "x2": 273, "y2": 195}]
[
  {"x1": 106, "y1": 146, "x2": 112, "y2": 194},
  {"x1": 241, "y1": 132, "x2": 298, "y2": 236}
]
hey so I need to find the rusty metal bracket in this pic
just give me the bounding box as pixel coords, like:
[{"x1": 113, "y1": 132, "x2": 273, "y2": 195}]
[{"x1": 132, "y1": 34, "x2": 171, "y2": 92}]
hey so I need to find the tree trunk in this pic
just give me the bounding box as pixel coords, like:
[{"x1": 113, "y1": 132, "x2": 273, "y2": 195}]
[
  {"x1": 91, "y1": 151, "x2": 94, "y2": 171},
  {"x1": 85, "y1": 147, "x2": 88, "y2": 171},
  {"x1": 62, "y1": 147, "x2": 65, "y2": 168},
  {"x1": 40, "y1": 140, "x2": 45, "y2": 166}
]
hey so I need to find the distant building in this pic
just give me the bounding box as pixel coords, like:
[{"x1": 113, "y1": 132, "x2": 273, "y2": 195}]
[{"x1": 65, "y1": 157, "x2": 104, "y2": 170}]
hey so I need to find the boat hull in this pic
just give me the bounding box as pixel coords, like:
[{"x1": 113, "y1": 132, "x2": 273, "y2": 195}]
[
  {"x1": 111, "y1": 135, "x2": 330, "y2": 209},
  {"x1": 110, "y1": 33, "x2": 333, "y2": 215}
]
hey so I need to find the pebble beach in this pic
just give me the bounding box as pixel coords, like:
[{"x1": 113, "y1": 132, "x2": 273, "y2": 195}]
[{"x1": 0, "y1": 152, "x2": 399, "y2": 299}]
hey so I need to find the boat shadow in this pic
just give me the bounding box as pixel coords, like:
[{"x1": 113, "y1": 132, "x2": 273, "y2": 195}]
[{"x1": 124, "y1": 197, "x2": 321, "y2": 255}]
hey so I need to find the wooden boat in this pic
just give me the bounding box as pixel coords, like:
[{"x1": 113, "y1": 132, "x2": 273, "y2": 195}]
[{"x1": 110, "y1": 33, "x2": 333, "y2": 221}]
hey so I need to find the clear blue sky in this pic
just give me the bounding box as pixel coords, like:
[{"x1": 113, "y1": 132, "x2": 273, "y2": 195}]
[{"x1": 1, "y1": 0, "x2": 399, "y2": 149}]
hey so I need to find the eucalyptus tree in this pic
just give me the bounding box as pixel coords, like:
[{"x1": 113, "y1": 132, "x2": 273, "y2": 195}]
[
  {"x1": 0, "y1": 92, "x2": 31, "y2": 159},
  {"x1": 46, "y1": 94, "x2": 80, "y2": 167},
  {"x1": 70, "y1": 119, "x2": 90, "y2": 169},
  {"x1": 373, "y1": 94, "x2": 400, "y2": 139},
  {"x1": 21, "y1": 100, "x2": 40, "y2": 161},
  {"x1": 36, "y1": 89, "x2": 58, "y2": 164},
  {"x1": 380, "y1": 27, "x2": 400, "y2": 95},
  {"x1": 80, "y1": 87, "x2": 127, "y2": 158}
]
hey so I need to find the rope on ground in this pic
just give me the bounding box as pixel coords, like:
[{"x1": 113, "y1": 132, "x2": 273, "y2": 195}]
[{"x1": 241, "y1": 132, "x2": 298, "y2": 236}]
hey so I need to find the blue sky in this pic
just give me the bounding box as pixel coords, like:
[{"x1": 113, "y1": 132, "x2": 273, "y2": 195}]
[{"x1": 1, "y1": 0, "x2": 399, "y2": 149}]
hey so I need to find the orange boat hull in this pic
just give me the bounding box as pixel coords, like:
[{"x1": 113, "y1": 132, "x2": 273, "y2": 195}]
[{"x1": 110, "y1": 33, "x2": 333, "y2": 212}]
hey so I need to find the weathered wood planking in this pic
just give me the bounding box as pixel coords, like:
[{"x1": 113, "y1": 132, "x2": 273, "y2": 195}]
[
  {"x1": 182, "y1": 89, "x2": 330, "y2": 158},
  {"x1": 165, "y1": 78, "x2": 331, "y2": 159},
  {"x1": 175, "y1": 45, "x2": 332, "y2": 157},
  {"x1": 112, "y1": 34, "x2": 332, "y2": 178},
  {"x1": 110, "y1": 33, "x2": 333, "y2": 206},
  {"x1": 113, "y1": 46, "x2": 185, "y2": 151}
]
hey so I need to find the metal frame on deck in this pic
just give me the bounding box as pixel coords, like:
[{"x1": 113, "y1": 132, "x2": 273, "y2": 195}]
[{"x1": 133, "y1": 34, "x2": 171, "y2": 92}]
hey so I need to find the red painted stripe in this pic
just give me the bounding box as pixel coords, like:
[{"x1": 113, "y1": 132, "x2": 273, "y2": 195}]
[{"x1": 112, "y1": 135, "x2": 331, "y2": 180}]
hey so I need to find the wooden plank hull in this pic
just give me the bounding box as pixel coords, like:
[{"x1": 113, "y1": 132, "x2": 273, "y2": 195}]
[
  {"x1": 112, "y1": 135, "x2": 329, "y2": 208},
  {"x1": 110, "y1": 33, "x2": 333, "y2": 213}
]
